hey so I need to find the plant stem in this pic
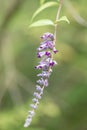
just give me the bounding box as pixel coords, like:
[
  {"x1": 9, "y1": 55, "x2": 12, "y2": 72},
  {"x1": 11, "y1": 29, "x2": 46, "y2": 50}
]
[{"x1": 54, "y1": 0, "x2": 63, "y2": 42}]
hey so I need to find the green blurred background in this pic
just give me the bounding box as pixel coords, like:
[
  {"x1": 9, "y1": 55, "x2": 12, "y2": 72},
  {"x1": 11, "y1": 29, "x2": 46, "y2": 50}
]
[{"x1": 0, "y1": 0, "x2": 87, "y2": 130}]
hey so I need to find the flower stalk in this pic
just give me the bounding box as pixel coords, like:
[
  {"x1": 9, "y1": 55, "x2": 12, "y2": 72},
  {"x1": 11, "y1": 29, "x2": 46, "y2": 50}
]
[{"x1": 24, "y1": 0, "x2": 63, "y2": 127}]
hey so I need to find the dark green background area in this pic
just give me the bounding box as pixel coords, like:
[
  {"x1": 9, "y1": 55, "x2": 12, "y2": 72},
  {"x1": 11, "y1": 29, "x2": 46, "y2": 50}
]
[{"x1": 0, "y1": 0, "x2": 87, "y2": 130}]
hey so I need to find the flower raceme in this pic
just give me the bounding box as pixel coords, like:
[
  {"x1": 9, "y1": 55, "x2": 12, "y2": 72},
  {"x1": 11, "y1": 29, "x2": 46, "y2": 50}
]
[{"x1": 24, "y1": 32, "x2": 58, "y2": 127}]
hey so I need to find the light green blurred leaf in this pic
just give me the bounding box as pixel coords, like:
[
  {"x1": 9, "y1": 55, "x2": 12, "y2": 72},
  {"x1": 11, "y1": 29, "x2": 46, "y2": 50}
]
[
  {"x1": 29, "y1": 19, "x2": 54, "y2": 28},
  {"x1": 31, "y1": 2, "x2": 58, "y2": 21},
  {"x1": 55, "y1": 16, "x2": 70, "y2": 24},
  {"x1": 40, "y1": 0, "x2": 46, "y2": 5}
]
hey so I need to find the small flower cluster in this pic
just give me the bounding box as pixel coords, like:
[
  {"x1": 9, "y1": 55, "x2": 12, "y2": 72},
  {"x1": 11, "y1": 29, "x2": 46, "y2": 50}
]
[{"x1": 24, "y1": 32, "x2": 58, "y2": 127}]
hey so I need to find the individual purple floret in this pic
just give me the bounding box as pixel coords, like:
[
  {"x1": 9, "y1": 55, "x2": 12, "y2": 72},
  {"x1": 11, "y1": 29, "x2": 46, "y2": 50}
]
[
  {"x1": 37, "y1": 51, "x2": 46, "y2": 58},
  {"x1": 37, "y1": 40, "x2": 54, "y2": 51},
  {"x1": 40, "y1": 32, "x2": 54, "y2": 41},
  {"x1": 35, "y1": 63, "x2": 47, "y2": 69},
  {"x1": 37, "y1": 51, "x2": 51, "y2": 58},
  {"x1": 24, "y1": 32, "x2": 58, "y2": 127},
  {"x1": 24, "y1": 117, "x2": 32, "y2": 127},
  {"x1": 28, "y1": 110, "x2": 35, "y2": 116},
  {"x1": 45, "y1": 51, "x2": 51, "y2": 57},
  {"x1": 53, "y1": 47, "x2": 58, "y2": 53},
  {"x1": 49, "y1": 60, "x2": 57, "y2": 67},
  {"x1": 37, "y1": 78, "x2": 48, "y2": 87},
  {"x1": 33, "y1": 92, "x2": 41, "y2": 99},
  {"x1": 37, "y1": 71, "x2": 51, "y2": 78},
  {"x1": 44, "y1": 79, "x2": 48, "y2": 87},
  {"x1": 30, "y1": 104, "x2": 38, "y2": 110},
  {"x1": 32, "y1": 98, "x2": 38, "y2": 103},
  {"x1": 36, "y1": 85, "x2": 42, "y2": 92}
]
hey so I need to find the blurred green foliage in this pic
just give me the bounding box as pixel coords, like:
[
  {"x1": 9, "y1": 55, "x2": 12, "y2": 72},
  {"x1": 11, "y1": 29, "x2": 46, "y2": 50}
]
[{"x1": 0, "y1": 0, "x2": 87, "y2": 130}]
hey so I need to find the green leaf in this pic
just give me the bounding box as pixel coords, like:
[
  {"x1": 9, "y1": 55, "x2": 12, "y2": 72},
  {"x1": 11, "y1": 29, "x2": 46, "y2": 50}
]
[
  {"x1": 29, "y1": 19, "x2": 54, "y2": 28},
  {"x1": 31, "y1": 2, "x2": 58, "y2": 21},
  {"x1": 40, "y1": 0, "x2": 46, "y2": 5},
  {"x1": 55, "y1": 16, "x2": 70, "y2": 24}
]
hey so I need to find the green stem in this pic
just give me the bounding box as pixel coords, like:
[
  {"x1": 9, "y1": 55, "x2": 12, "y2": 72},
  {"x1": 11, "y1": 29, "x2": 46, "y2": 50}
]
[{"x1": 54, "y1": 0, "x2": 63, "y2": 42}]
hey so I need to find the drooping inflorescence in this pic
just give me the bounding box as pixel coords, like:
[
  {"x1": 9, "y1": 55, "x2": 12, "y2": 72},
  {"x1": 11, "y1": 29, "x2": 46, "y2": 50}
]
[{"x1": 24, "y1": 32, "x2": 58, "y2": 127}]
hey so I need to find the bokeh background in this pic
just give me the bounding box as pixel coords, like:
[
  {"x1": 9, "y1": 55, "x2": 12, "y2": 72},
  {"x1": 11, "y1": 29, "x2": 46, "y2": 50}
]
[{"x1": 0, "y1": 0, "x2": 87, "y2": 130}]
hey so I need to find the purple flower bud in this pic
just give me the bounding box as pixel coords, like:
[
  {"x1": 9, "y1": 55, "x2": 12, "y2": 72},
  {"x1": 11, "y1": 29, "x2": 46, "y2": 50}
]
[
  {"x1": 45, "y1": 51, "x2": 51, "y2": 57},
  {"x1": 30, "y1": 104, "x2": 37, "y2": 109},
  {"x1": 28, "y1": 111, "x2": 35, "y2": 116},
  {"x1": 38, "y1": 40, "x2": 54, "y2": 51},
  {"x1": 36, "y1": 85, "x2": 42, "y2": 92},
  {"x1": 35, "y1": 63, "x2": 47, "y2": 69},
  {"x1": 49, "y1": 62, "x2": 55, "y2": 66},
  {"x1": 37, "y1": 73, "x2": 43, "y2": 77},
  {"x1": 46, "y1": 58, "x2": 57, "y2": 67},
  {"x1": 45, "y1": 58, "x2": 54, "y2": 67},
  {"x1": 37, "y1": 78, "x2": 45, "y2": 86},
  {"x1": 33, "y1": 92, "x2": 41, "y2": 99},
  {"x1": 40, "y1": 32, "x2": 54, "y2": 41},
  {"x1": 37, "y1": 71, "x2": 50, "y2": 78},
  {"x1": 53, "y1": 47, "x2": 58, "y2": 53},
  {"x1": 46, "y1": 41, "x2": 54, "y2": 49},
  {"x1": 44, "y1": 79, "x2": 48, "y2": 87},
  {"x1": 24, "y1": 117, "x2": 32, "y2": 127},
  {"x1": 32, "y1": 98, "x2": 38, "y2": 103},
  {"x1": 35, "y1": 65, "x2": 42, "y2": 69},
  {"x1": 37, "y1": 78, "x2": 48, "y2": 87},
  {"x1": 37, "y1": 51, "x2": 45, "y2": 58},
  {"x1": 49, "y1": 60, "x2": 57, "y2": 67},
  {"x1": 32, "y1": 99, "x2": 39, "y2": 105},
  {"x1": 43, "y1": 65, "x2": 49, "y2": 71},
  {"x1": 37, "y1": 44, "x2": 48, "y2": 51}
]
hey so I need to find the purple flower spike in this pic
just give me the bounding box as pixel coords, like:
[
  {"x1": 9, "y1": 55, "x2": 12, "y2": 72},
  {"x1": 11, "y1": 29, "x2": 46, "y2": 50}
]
[{"x1": 24, "y1": 32, "x2": 58, "y2": 127}]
